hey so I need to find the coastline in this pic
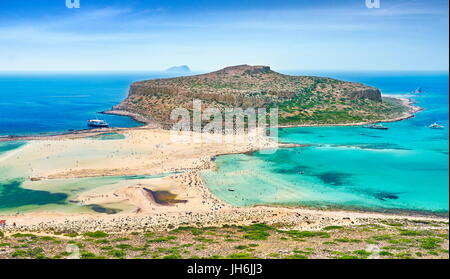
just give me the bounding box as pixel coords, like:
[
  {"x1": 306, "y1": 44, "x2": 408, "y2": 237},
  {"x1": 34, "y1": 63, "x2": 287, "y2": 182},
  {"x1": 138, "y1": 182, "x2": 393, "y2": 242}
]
[
  {"x1": 278, "y1": 97, "x2": 423, "y2": 128},
  {"x1": 0, "y1": 96, "x2": 421, "y2": 142},
  {"x1": 100, "y1": 109, "x2": 159, "y2": 128},
  {"x1": 1, "y1": 95, "x2": 446, "y2": 233}
]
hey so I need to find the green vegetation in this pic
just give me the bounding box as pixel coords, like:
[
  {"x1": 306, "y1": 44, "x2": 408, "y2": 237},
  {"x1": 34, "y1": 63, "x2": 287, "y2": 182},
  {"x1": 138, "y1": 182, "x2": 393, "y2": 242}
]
[
  {"x1": 0, "y1": 219, "x2": 447, "y2": 259},
  {"x1": 323, "y1": 226, "x2": 344, "y2": 231},
  {"x1": 121, "y1": 65, "x2": 411, "y2": 127},
  {"x1": 285, "y1": 230, "x2": 330, "y2": 240},
  {"x1": 420, "y1": 238, "x2": 442, "y2": 250},
  {"x1": 11, "y1": 233, "x2": 36, "y2": 238},
  {"x1": 241, "y1": 224, "x2": 274, "y2": 240},
  {"x1": 398, "y1": 230, "x2": 422, "y2": 236},
  {"x1": 82, "y1": 231, "x2": 109, "y2": 238}
]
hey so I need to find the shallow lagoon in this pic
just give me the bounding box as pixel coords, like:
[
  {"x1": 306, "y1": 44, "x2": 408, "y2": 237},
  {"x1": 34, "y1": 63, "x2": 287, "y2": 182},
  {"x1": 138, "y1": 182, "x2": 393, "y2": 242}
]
[
  {"x1": 0, "y1": 141, "x2": 178, "y2": 213},
  {"x1": 0, "y1": 72, "x2": 448, "y2": 215},
  {"x1": 202, "y1": 72, "x2": 449, "y2": 215}
]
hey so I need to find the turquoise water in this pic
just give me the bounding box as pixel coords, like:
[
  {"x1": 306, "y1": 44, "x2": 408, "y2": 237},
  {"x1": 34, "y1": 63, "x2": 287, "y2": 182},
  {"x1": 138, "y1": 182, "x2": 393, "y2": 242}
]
[
  {"x1": 0, "y1": 72, "x2": 188, "y2": 212},
  {"x1": 202, "y1": 72, "x2": 449, "y2": 215},
  {"x1": 86, "y1": 132, "x2": 127, "y2": 140},
  {"x1": 0, "y1": 159, "x2": 179, "y2": 213},
  {"x1": 0, "y1": 71, "x2": 448, "y2": 214}
]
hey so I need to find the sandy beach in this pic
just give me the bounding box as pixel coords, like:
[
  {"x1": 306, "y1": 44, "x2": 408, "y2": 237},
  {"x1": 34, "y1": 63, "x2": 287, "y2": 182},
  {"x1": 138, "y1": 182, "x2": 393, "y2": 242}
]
[
  {"x1": 0, "y1": 97, "x2": 447, "y2": 234},
  {"x1": 1, "y1": 120, "x2": 448, "y2": 234}
]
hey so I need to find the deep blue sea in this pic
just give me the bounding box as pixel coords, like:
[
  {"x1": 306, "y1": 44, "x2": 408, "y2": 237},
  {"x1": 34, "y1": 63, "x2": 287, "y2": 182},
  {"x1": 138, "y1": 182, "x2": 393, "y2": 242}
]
[
  {"x1": 0, "y1": 72, "x2": 181, "y2": 136},
  {"x1": 0, "y1": 71, "x2": 448, "y2": 214}
]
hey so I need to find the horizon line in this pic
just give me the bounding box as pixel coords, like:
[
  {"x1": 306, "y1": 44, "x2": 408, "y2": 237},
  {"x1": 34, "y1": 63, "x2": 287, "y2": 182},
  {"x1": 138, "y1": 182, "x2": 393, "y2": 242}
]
[{"x1": 0, "y1": 69, "x2": 449, "y2": 74}]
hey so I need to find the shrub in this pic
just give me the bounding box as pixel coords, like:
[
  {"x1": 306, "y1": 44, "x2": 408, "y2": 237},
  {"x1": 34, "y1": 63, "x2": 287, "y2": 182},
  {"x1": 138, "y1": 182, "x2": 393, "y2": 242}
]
[
  {"x1": 83, "y1": 231, "x2": 109, "y2": 238},
  {"x1": 398, "y1": 230, "x2": 421, "y2": 236},
  {"x1": 240, "y1": 224, "x2": 274, "y2": 241},
  {"x1": 420, "y1": 237, "x2": 442, "y2": 250},
  {"x1": 11, "y1": 233, "x2": 36, "y2": 238},
  {"x1": 243, "y1": 231, "x2": 270, "y2": 240},
  {"x1": 81, "y1": 251, "x2": 97, "y2": 259},
  {"x1": 116, "y1": 244, "x2": 132, "y2": 250},
  {"x1": 323, "y1": 226, "x2": 344, "y2": 231},
  {"x1": 108, "y1": 249, "x2": 126, "y2": 259}
]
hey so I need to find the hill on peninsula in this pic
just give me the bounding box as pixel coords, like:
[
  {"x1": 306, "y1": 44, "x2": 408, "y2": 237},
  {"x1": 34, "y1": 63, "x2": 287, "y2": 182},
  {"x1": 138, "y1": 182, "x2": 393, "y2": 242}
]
[{"x1": 114, "y1": 65, "x2": 411, "y2": 126}]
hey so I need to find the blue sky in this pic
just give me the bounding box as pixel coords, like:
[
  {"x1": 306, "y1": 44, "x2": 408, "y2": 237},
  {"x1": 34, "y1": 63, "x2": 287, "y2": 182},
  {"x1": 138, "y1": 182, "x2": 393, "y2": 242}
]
[{"x1": 0, "y1": 0, "x2": 448, "y2": 71}]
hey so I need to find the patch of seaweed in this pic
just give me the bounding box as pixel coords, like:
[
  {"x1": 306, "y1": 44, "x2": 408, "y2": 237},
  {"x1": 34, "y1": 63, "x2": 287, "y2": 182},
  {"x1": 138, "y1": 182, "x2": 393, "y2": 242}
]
[
  {"x1": 86, "y1": 204, "x2": 122, "y2": 214},
  {"x1": 372, "y1": 191, "x2": 400, "y2": 201},
  {"x1": 314, "y1": 172, "x2": 353, "y2": 186},
  {"x1": 0, "y1": 179, "x2": 67, "y2": 209},
  {"x1": 143, "y1": 188, "x2": 188, "y2": 205}
]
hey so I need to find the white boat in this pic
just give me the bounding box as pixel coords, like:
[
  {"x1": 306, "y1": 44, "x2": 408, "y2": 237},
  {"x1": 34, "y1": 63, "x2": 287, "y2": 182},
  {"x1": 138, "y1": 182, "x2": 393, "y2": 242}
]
[
  {"x1": 87, "y1": 119, "x2": 109, "y2": 128},
  {"x1": 363, "y1": 124, "x2": 388, "y2": 130},
  {"x1": 429, "y1": 122, "x2": 445, "y2": 129}
]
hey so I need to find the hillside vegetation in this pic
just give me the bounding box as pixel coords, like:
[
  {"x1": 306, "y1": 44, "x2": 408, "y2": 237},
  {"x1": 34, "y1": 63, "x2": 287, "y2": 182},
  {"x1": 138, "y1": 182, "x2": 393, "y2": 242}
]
[
  {"x1": 115, "y1": 65, "x2": 409, "y2": 126},
  {"x1": 0, "y1": 220, "x2": 447, "y2": 259}
]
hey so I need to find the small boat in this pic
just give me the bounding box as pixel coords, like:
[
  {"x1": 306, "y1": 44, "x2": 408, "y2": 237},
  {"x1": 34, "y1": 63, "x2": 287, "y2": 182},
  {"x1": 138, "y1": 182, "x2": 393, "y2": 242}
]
[
  {"x1": 429, "y1": 122, "x2": 445, "y2": 129},
  {"x1": 87, "y1": 119, "x2": 109, "y2": 128},
  {"x1": 363, "y1": 124, "x2": 388, "y2": 130},
  {"x1": 413, "y1": 87, "x2": 423, "y2": 94}
]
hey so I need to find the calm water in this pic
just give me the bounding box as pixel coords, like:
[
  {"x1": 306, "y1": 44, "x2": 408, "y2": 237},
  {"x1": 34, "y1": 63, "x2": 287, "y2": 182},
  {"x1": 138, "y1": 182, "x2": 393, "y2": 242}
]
[
  {"x1": 0, "y1": 72, "x2": 183, "y2": 136},
  {"x1": 202, "y1": 72, "x2": 449, "y2": 215},
  {"x1": 0, "y1": 72, "x2": 182, "y2": 212},
  {"x1": 0, "y1": 71, "x2": 448, "y2": 214}
]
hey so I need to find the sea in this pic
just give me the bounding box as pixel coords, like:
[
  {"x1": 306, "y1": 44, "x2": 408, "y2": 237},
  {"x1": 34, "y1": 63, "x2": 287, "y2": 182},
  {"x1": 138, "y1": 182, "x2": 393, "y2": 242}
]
[{"x1": 0, "y1": 71, "x2": 448, "y2": 215}]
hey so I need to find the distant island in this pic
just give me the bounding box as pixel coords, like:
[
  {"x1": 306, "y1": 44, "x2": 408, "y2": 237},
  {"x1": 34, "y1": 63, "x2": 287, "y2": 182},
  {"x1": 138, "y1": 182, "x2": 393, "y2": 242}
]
[
  {"x1": 166, "y1": 65, "x2": 191, "y2": 74},
  {"x1": 113, "y1": 65, "x2": 415, "y2": 127}
]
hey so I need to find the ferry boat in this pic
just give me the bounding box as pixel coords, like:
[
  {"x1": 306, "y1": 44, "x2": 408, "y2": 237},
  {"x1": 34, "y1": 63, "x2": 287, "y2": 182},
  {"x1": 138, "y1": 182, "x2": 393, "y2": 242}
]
[
  {"x1": 87, "y1": 119, "x2": 109, "y2": 128},
  {"x1": 429, "y1": 122, "x2": 445, "y2": 129},
  {"x1": 363, "y1": 124, "x2": 388, "y2": 130}
]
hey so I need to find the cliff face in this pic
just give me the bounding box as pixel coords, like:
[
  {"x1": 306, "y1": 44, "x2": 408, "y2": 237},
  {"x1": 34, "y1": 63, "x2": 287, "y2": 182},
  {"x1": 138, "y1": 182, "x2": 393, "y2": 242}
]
[{"x1": 116, "y1": 65, "x2": 405, "y2": 125}]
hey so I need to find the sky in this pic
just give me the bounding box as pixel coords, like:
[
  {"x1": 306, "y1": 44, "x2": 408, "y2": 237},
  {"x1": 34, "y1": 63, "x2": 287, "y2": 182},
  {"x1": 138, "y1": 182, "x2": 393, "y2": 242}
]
[{"x1": 0, "y1": 0, "x2": 448, "y2": 72}]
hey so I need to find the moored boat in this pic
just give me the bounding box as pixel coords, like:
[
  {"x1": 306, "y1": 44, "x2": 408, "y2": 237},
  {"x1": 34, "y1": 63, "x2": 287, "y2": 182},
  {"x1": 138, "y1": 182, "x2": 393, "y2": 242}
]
[
  {"x1": 363, "y1": 124, "x2": 388, "y2": 130},
  {"x1": 87, "y1": 119, "x2": 109, "y2": 128},
  {"x1": 429, "y1": 122, "x2": 445, "y2": 129}
]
